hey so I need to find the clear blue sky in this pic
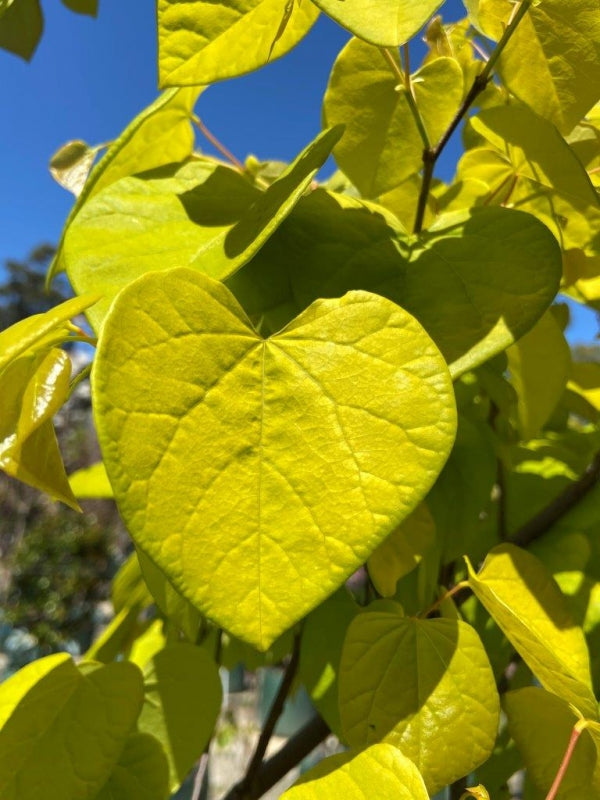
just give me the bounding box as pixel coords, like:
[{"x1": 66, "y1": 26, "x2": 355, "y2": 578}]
[{"x1": 1, "y1": 0, "x2": 596, "y2": 343}]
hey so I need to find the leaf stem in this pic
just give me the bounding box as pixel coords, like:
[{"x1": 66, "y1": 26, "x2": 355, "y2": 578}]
[
  {"x1": 412, "y1": 0, "x2": 532, "y2": 233},
  {"x1": 68, "y1": 363, "x2": 92, "y2": 398},
  {"x1": 545, "y1": 720, "x2": 587, "y2": 800},
  {"x1": 419, "y1": 581, "x2": 470, "y2": 618},
  {"x1": 192, "y1": 114, "x2": 246, "y2": 172},
  {"x1": 236, "y1": 632, "x2": 301, "y2": 796}
]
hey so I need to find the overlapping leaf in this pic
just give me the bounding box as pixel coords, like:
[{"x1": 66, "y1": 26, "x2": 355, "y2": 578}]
[
  {"x1": 281, "y1": 744, "x2": 429, "y2": 800},
  {"x1": 323, "y1": 39, "x2": 463, "y2": 197},
  {"x1": 311, "y1": 0, "x2": 443, "y2": 47},
  {"x1": 230, "y1": 195, "x2": 562, "y2": 377},
  {"x1": 93, "y1": 268, "x2": 456, "y2": 649},
  {"x1": 96, "y1": 733, "x2": 169, "y2": 800},
  {"x1": 157, "y1": 0, "x2": 319, "y2": 88},
  {"x1": 466, "y1": 543, "x2": 598, "y2": 719},
  {"x1": 64, "y1": 127, "x2": 342, "y2": 331},
  {"x1": 0, "y1": 654, "x2": 144, "y2": 800},
  {"x1": 339, "y1": 604, "x2": 499, "y2": 794}
]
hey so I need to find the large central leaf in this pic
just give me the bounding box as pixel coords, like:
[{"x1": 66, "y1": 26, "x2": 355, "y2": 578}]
[{"x1": 93, "y1": 269, "x2": 456, "y2": 650}]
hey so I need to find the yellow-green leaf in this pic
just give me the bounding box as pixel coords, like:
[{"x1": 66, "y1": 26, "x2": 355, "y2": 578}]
[
  {"x1": 0, "y1": 0, "x2": 42, "y2": 60},
  {"x1": 507, "y1": 311, "x2": 571, "y2": 440},
  {"x1": 93, "y1": 269, "x2": 456, "y2": 650},
  {"x1": 157, "y1": 0, "x2": 318, "y2": 88},
  {"x1": 339, "y1": 608, "x2": 499, "y2": 794},
  {"x1": 281, "y1": 744, "x2": 429, "y2": 800},
  {"x1": 311, "y1": 0, "x2": 443, "y2": 47},
  {"x1": 323, "y1": 39, "x2": 463, "y2": 197},
  {"x1": 137, "y1": 644, "x2": 222, "y2": 792},
  {"x1": 69, "y1": 460, "x2": 114, "y2": 498},
  {"x1": 505, "y1": 687, "x2": 600, "y2": 799},
  {"x1": 492, "y1": 0, "x2": 600, "y2": 134},
  {"x1": 48, "y1": 87, "x2": 200, "y2": 282},
  {"x1": 0, "y1": 349, "x2": 79, "y2": 508},
  {"x1": 84, "y1": 606, "x2": 144, "y2": 664},
  {"x1": 466, "y1": 543, "x2": 597, "y2": 719},
  {"x1": 49, "y1": 139, "x2": 99, "y2": 197},
  {"x1": 568, "y1": 362, "x2": 600, "y2": 412},
  {"x1": 0, "y1": 654, "x2": 144, "y2": 800},
  {"x1": 112, "y1": 552, "x2": 153, "y2": 613},
  {"x1": 96, "y1": 732, "x2": 170, "y2": 800},
  {"x1": 368, "y1": 502, "x2": 435, "y2": 597},
  {"x1": 65, "y1": 127, "x2": 342, "y2": 332}
]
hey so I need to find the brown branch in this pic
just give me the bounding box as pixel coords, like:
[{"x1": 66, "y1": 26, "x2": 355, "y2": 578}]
[
  {"x1": 221, "y1": 715, "x2": 330, "y2": 800},
  {"x1": 510, "y1": 451, "x2": 600, "y2": 548}
]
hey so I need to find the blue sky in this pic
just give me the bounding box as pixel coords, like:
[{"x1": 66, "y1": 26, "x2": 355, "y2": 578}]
[{"x1": 1, "y1": 0, "x2": 596, "y2": 343}]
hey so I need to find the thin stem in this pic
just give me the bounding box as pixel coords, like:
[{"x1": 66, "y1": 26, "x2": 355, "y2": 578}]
[
  {"x1": 237, "y1": 633, "x2": 301, "y2": 796},
  {"x1": 191, "y1": 752, "x2": 210, "y2": 800},
  {"x1": 511, "y1": 451, "x2": 600, "y2": 547},
  {"x1": 401, "y1": 44, "x2": 411, "y2": 91},
  {"x1": 545, "y1": 721, "x2": 586, "y2": 800},
  {"x1": 419, "y1": 581, "x2": 470, "y2": 618},
  {"x1": 68, "y1": 363, "x2": 92, "y2": 398},
  {"x1": 412, "y1": 0, "x2": 532, "y2": 233},
  {"x1": 380, "y1": 47, "x2": 431, "y2": 152},
  {"x1": 192, "y1": 114, "x2": 245, "y2": 171}
]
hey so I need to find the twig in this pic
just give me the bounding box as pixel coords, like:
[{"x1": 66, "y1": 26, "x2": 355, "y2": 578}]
[
  {"x1": 413, "y1": 0, "x2": 532, "y2": 233},
  {"x1": 380, "y1": 47, "x2": 431, "y2": 152},
  {"x1": 235, "y1": 632, "x2": 302, "y2": 796},
  {"x1": 419, "y1": 581, "x2": 470, "y2": 618},
  {"x1": 192, "y1": 114, "x2": 245, "y2": 171},
  {"x1": 510, "y1": 451, "x2": 600, "y2": 547},
  {"x1": 220, "y1": 716, "x2": 330, "y2": 800},
  {"x1": 191, "y1": 752, "x2": 210, "y2": 800}
]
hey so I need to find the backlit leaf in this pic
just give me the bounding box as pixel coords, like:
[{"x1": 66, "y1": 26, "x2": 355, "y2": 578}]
[
  {"x1": 339, "y1": 606, "x2": 499, "y2": 794},
  {"x1": 507, "y1": 311, "x2": 571, "y2": 440},
  {"x1": 0, "y1": 0, "x2": 42, "y2": 60},
  {"x1": 281, "y1": 744, "x2": 429, "y2": 800},
  {"x1": 65, "y1": 127, "x2": 342, "y2": 331},
  {"x1": 49, "y1": 140, "x2": 99, "y2": 197},
  {"x1": 0, "y1": 654, "x2": 144, "y2": 800},
  {"x1": 323, "y1": 39, "x2": 463, "y2": 197},
  {"x1": 466, "y1": 543, "x2": 597, "y2": 719},
  {"x1": 157, "y1": 0, "x2": 318, "y2": 87},
  {"x1": 310, "y1": 0, "x2": 443, "y2": 47},
  {"x1": 96, "y1": 733, "x2": 169, "y2": 800},
  {"x1": 69, "y1": 461, "x2": 114, "y2": 499},
  {"x1": 93, "y1": 269, "x2": 456, "y2": 650}
]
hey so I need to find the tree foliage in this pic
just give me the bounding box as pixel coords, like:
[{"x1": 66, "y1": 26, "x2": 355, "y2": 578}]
[{"x1": 1, "y1": 0, "x2": 600, "y2": 797}]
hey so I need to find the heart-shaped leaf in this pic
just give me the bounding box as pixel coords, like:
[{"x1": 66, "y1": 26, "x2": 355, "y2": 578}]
[{"x1": 93, "y1": 268, "x2": 456, "y2": 650}]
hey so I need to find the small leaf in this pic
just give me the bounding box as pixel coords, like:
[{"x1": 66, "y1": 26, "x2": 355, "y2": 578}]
[
  {"x1": 0, "y1": 655, "x2": 144, "y2": 800},
  {"x1": 93, "y1": 269, "x2": 456, "y2": 650},
  {"x1": 60, "y1": 0, "x2": 97, "y2": 14},
  {"x1": 69, "y1": 461, "x2": 114, "y2": 499},
  {"x1": 281, "y1": 744, "x2": 429, "y2": 800},
  {"x1": 0, "y1": 0, "x2": 42, "y2": 60},
  {"x1": 323, "y1": 39, "x2": 463, "y2": 197},
  {"x1": 368, "y1": 502, "x2": 435, "y2": 597},
  {"x1": 49, "y1": 140, "x2": 99, "y2": 197},
  {"x1": 311, "y1": 0, "x2": 443, "y2": 47},
  {"x1": 137, "y1": 644, "x2": 222, "y2": 792},
  {"x1": 505, "y1": 687, "x2": 600, "y2": 798},
  {"x1": 112, "y1": 552, "x2": 153, "y2": 613},
  {"x1": 157, "y1": 0, "x2": 319, "y2": 87},
  {"x1": 466, "y1": 543, "x2": 598, "y2": 719},
  {"x1": 339, "y1": 607, "x2": 499, "y2": 794}
]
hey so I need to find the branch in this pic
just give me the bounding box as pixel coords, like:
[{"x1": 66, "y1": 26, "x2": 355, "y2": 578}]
[
  {"x1": 413, "y1": 0, "x2": 532, "y2": 233},
  {"x1": 221, "y1": 715, "x2": 330, "y2": 800},
  {"x1": 234, "y1": 633, "x2": 301, "y2": 797},
  {"x1": 510, "y1": 451, "x2": 600, "y2": 548}
]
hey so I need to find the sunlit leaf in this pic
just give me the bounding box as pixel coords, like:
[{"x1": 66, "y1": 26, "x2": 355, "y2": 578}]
[
  {"x1": 339, "y1": 604, "x2": 499, "y2": 794},
  {"x1": 69, "y1": 460, "x2": 114, "y2": 499},
  {"x1": 281, "y1": 744, "x2": 429, "y2": 800},
  {"x1": 466, "y1": 543, "x2": 597, "y2": 719},
  {"x1": 93, "y1": 269, "x2": 456, "y2": 650},
  {"x1": 157, "y1": 0, "x2": 318, "y2": 87}
]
